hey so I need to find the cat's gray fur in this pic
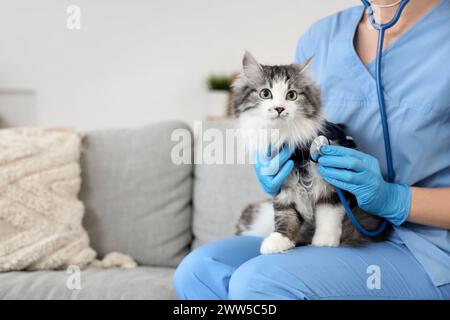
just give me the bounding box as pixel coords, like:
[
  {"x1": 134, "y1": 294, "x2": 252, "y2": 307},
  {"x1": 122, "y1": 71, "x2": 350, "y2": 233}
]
[{"x1": 231, "y1": 52, "x2": 389, "y2": 254}]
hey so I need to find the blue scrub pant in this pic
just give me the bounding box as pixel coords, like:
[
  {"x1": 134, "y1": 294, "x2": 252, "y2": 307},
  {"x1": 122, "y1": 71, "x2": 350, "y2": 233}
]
[{"x1": 173, "y1": 236, "x2": 450, "y2": 300}]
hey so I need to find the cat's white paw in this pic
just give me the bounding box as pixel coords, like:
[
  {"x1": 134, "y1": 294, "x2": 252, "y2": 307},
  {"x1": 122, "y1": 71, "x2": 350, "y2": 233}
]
[
  {"x1": 311, "y1": 232, "x2": 340, "y2": 247},
  {"x1": 260, "y1": 232, "x2": 295, "y2": 254}
]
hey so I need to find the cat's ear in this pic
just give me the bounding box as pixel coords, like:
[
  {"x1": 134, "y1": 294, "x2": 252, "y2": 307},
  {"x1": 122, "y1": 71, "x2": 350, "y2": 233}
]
[
  {"x1": 242, "y1": 51, "x2": 262, "y2": 78},
  {"x1": 297, "y1": 56, "x2": 314, "y2": 73}
]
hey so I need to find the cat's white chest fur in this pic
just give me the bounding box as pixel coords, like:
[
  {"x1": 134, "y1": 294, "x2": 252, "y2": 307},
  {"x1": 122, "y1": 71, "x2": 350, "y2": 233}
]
[
  {"x1": 258, "y1": 164, "x2": 345, "y2": 254},
  {"x1": 277, "y1": 163, "x2": 331, "y2": 222}
]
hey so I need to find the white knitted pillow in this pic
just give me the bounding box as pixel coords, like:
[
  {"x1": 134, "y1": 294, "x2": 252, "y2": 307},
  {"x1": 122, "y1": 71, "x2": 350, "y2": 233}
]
[{"x1": 0, "y1": 127, "x2": 135, "y2": 271}]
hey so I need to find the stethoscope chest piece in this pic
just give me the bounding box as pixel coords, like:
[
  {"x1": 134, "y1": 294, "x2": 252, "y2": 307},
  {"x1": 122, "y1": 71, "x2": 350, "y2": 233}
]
[{"x1": 309, "y1": 135, "x2": 330, "y2": 162}]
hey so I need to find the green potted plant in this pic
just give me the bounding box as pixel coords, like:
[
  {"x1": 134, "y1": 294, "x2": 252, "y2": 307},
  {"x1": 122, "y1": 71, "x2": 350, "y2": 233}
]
[{"x1": 206, "y1": 73, "x2": 237, "y2": 119}]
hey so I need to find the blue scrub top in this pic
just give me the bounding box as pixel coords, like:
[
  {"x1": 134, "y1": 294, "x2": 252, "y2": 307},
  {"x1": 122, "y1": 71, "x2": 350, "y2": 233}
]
[{"x1": 295, "y1": 0, "x2": 450, "y2": 286}]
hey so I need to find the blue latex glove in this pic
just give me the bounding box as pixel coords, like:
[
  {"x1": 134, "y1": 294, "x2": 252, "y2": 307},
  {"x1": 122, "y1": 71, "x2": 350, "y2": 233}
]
[
  {"x1": 316, "y1": 145, "x2": 411, "y2": 226},
  {"x1": 254, "y1": 146, "x2": 294, "y2": 197}
]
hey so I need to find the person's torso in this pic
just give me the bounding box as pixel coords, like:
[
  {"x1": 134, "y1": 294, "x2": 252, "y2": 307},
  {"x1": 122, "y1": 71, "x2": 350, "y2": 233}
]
[{"x1": 295, "y1": 0, "x2": 450, "y2": 286}]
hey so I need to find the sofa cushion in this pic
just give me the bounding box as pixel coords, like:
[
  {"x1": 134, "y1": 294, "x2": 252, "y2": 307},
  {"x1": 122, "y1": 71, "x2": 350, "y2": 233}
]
[
  {"x1": 0, "y1": 266, "x2": 175, "y2": 299},
  {"x1": 192, "y1": 120, "x2": 267, "y2": 248},
  {"x1": 80, "y1": 122, "x2": 193, "y2": 268},
  {"x1": 0, "y1": 127, "x2": 97, "y2": 271}
]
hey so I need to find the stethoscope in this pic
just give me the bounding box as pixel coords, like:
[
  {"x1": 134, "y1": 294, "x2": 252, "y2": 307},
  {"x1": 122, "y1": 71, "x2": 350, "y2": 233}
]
[{"x1": 311, "y1": 0, "x2": 410, "y2": 237}]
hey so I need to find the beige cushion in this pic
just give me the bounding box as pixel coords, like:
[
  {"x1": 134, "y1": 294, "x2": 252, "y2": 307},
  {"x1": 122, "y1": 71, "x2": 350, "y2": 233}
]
[{"x1": 0, "y1": 127, "x2": 96, "y2": 271}]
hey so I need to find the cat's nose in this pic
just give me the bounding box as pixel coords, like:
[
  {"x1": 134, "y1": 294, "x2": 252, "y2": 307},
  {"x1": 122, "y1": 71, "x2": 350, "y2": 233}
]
[{"x1": 274, "y1": 107, "x2": 285, "y2": 114}]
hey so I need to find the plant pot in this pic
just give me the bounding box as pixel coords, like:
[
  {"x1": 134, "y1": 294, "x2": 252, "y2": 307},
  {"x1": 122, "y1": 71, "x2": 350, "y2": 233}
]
[{"x1": 206, "y1": 91, "x2": 230, "y2": 119}]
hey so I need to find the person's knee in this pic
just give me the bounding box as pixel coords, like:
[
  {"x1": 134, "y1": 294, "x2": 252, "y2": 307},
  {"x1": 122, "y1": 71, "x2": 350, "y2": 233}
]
[
  {"x1": 228, "y1": 255, "x2": 310, "y2": 300},
  {"x1": 174, "y1": 236, "x2": 264, "y2": 299},
  {"x1": 173, "y1": 240, "x2": 240, "y2": 299},
  {"x1": 173, "y1": 246, "x2": 211, "y2": 299},
  {"x1": 228, "y1": 259, "x2": 261, "y2": 299},
  {"x1": 228, "y1": 256, "x2": 283, "y2": 300}
]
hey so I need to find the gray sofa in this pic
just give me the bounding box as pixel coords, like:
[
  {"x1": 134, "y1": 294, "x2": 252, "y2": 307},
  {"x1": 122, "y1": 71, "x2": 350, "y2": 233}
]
[{"x1": 0, "y1": 120, "x2": 266, "y2": 299}]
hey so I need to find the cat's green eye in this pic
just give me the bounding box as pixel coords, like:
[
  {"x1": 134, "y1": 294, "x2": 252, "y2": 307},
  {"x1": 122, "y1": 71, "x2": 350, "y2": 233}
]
[
  {"x1": 259, "y1": 88, "x2": 272, "y2": 99},
  {"x1": 286, "y1": 90, "x2": 298, "y2": 101}
]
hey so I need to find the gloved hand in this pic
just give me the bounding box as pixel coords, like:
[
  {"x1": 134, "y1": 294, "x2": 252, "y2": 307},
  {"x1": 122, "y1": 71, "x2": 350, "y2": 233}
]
[
  {"x1": 254, "y1": 146, "x2": 294, "y2": 197},
  {"x1": 316, "y1": 145, "x2": 411, "y2": 226}
]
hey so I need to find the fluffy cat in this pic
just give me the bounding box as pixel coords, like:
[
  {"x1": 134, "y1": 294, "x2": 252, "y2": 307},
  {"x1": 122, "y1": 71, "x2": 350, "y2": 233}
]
[{"x1": 231, "y1": 52, "x2": 389, "y2": 254}]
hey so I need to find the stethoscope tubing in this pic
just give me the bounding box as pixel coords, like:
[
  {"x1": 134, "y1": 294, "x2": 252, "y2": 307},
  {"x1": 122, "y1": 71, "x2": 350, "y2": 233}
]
[{"x1": 337, "y1": 0, "x2": 410, "y2": 237}]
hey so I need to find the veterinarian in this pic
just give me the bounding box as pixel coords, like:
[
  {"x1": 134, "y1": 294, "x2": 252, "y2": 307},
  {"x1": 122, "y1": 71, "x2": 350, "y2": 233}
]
[{"x1": 174, "y1": 0, "x2": 450, "y2": 299}]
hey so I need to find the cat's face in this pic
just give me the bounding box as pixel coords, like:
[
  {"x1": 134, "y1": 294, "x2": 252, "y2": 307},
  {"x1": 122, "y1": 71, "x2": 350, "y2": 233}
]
[{"x1": 232, "y1": 52, "x2": 323, "y2": 150}]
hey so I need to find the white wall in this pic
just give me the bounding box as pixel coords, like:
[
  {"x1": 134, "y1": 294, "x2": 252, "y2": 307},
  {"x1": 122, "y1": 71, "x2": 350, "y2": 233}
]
[{"x1": 0, "y1": 0, "x2": 359, "y2": 130}]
